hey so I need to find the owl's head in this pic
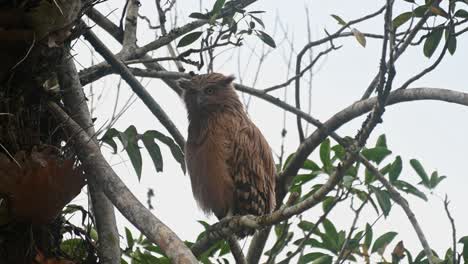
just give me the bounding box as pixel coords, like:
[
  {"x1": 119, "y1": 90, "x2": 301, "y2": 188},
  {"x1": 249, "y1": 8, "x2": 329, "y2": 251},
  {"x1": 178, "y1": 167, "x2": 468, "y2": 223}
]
[{"x1": 179, "y1": 73, "x2": 240, "y2": 114}]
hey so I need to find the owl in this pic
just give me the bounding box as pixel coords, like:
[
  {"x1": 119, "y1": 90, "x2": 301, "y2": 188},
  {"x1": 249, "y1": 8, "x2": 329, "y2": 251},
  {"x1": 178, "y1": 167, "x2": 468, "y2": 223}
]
[{"x1": 180, "y1": 73, "x2": 276, "y2": 229}]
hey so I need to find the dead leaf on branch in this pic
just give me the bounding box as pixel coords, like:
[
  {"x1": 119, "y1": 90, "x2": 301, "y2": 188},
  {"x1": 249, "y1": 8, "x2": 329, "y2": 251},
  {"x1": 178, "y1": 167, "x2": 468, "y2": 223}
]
[{"x1": 0, "y1": 146, "x2": 86, "y2": 225}]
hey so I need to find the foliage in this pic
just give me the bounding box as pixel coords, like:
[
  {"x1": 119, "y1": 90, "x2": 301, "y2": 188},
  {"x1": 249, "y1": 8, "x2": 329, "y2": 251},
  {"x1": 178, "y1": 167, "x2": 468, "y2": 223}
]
[
  {"x1": 101, "y1": 125, "x2": 185, "y2": 180},
  {"x1": 116, "y1": 134, "x2": 462, "y2": 263}
]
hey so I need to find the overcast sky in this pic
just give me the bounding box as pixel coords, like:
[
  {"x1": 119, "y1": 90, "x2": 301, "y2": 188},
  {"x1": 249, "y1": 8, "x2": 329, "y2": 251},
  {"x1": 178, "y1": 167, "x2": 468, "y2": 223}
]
[{"x1": 74, "y1": 0, "x2": 468, "y2": 261}]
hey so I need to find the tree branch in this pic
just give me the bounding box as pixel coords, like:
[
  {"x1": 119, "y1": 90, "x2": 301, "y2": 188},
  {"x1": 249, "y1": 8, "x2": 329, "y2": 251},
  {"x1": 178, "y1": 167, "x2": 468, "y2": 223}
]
[
  {"x1": 47, "y1": 102, "x2": 198, "y2": 263},
  {"x1": 227, "y1": 236, "x2": 247, "y2": 264},
  {"x1": 444, "y1": 196, "x2": 457, "y2": 264},
  {"x1": 86, "y1": 8, "x2": 123, "y2": 42},
  {"x1": 122, "y1": 0, "x2": 139, "y2": 52},
  {"x1": 82, "y1": 27, "x2": 186, "y2": 148},
  {"x1": 360, "y1": 155, "x2": 435, "y2": 263},
  {"x1": 57, "y1": 49, "x2": 121, "y2": 264}
]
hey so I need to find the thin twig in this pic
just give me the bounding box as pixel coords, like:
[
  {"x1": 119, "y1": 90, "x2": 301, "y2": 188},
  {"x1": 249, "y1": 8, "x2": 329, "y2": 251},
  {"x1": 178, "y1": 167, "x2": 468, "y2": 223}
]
[
  {"x1": 444, "y1": 195, "x2": 457, "y2": 264},
  {"x1": 82, "y1": 26, "x2": 186, "y2": 148}
]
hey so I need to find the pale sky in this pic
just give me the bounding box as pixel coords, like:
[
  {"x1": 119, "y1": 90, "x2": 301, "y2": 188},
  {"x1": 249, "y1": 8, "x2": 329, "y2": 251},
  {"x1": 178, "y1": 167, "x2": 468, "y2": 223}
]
[{"x1": 73, "y1": 0, "x2": 468, "y2": 261}]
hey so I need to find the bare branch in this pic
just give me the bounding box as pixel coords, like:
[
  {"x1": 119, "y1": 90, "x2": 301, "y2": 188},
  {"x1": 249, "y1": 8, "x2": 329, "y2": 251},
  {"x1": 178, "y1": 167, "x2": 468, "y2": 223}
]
[
  {"x1": 295, "y1": 4, "x2": 386, "y2": 142},
  {"x1": 360, "y1": 2, "x2": 440, "y2": 99},
  {"x1": 86, "y1": 8, "x2": 123, "y2": 42},
  {"x1": 263, "y1": 45, "x2": 339, "y2": 93},
  {"x1": 47, "y1": 102, "x2": 198, "y2": 263},
  {"x1": 444, "y1": 196, "x2": 457, "y2": 264},
  {"x1": 122, "y1": 0, "x2": 139, "y2": 51},
  {"x1": 227, "y1": 236, "x2": 247, "y2": 264},
  {"x1": 57, "y1": 50, "x2": 121, "y2": 264},
  {"x1": 82, "y1": 27, "x2": 186, "y2": 148},
  {"x1": 246, "y1": 228, "x2": 271, "y2": 264}
]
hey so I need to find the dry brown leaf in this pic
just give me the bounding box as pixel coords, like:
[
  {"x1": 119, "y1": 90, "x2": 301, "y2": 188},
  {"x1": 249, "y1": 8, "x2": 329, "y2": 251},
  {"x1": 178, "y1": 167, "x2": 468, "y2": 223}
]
[{"x1": 0, "y1": 146, "x2": 86, "y2": 224}]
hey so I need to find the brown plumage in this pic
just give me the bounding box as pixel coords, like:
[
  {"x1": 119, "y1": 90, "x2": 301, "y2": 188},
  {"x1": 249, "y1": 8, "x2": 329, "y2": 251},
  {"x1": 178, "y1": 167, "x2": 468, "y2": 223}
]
[{"x1": 180, "y1": 73, "x2": 276, "y2": 228}]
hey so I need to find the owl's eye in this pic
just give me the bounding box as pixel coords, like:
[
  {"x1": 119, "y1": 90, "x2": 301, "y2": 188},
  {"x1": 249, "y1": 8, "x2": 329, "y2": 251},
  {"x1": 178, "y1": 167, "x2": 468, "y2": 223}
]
[{"x1": 205, "y1": 87, "x2": 215, "y2": 95}]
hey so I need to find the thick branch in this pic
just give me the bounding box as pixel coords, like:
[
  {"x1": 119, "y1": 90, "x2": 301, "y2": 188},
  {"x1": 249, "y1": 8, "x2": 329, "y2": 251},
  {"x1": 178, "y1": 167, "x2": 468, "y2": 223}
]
[
  {"x1": 48, "y1": 102, "x2": 198, "y2": 263},
  {"x1": 57, "y1": 50, "x2": 121, "y2": 264},
  {"x1": 86, "y1": 8, "x2": 124, "y2": 42},
  {"x1": 122, "y1": 0, "x2": 139, "y2": 51},
  {"x1": 227, "y1": 236, "x2": 247, "y2": 264},
  {"x1": 246, "y1": 227, "x2": 271, "y2": 264},
  {"x1": 276, "y1": 87, "x2": 468, "y2": 196}
]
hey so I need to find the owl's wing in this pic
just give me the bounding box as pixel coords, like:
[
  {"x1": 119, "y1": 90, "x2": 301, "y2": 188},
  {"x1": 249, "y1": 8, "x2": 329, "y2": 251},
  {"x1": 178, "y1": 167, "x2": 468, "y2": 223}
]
[{"x1": 228, "y1": 122, "x2": 276, "y2": 216}]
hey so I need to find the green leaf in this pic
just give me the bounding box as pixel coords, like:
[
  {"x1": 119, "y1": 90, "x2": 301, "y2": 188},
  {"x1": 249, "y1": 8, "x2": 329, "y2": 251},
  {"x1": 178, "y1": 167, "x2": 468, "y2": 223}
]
[
  {"x1": 361, "y1": 147, "x2": 392, "y2": 164},
  {"x1": 423, "y1": 27, "x2": 444, "y2": 58},
  {"x1": 177, "y1": 31, "x2": 203, "y2": 48},
  {"x1": 299, "y1": 253, "x2": 332, "y2": 264},
  {"x1": 394, "y1": 180, "x2": 428, "y2": 201},
  {"x1": 379, "y1": 163, "x2": 392, "y2": 176},
  {"x1": 189, "y1": 12, "x2": 209, "y2": 19},
  {"x1": 211, "y1": 0, "x2": 226, "y2": 15},
  {"x1": 298, "y1": 220, "x2": 316, "y2": 232},
  {"x1": 429, "y1": 171, "x2": 446, "y2": 189},
  {"x1": 322, "y1": 219, "x2": 339, "y2": 242},
  {"x1": 459, "y1": 236, "x2": 468, "y2": 262},
  {"x1": 141, "y1": 134, "x2": 163, "y2": 172},
  {"x1": 219, "y1": 240, "x2": 231, "y2": 256},
  {"x1": 100, "y1": 128, "x2": 119, "y2": 153},
  {"x1": 410, "y1": 159, "x2": 430, "y2": 187},
  {"x1": 393, "y1": 12, "x2": 413, "y2": 28},
  {"x1": 414, "y1": 5, "x2": 430, "y2": 17},
  {"x1": 365, "y1": 167, "x2": 376, "y2": 184},
  {"x1": 364, "y1": 223, "x2": 373, "y2": 249},
  {"x1": 256, "y1": 30, "x2": 276, "y2": 48},
  {"x1": 303, "y1": 159, "x2": 321, "y2": 171},
  {"x1": 375, "y1": 134, "x2": 387, "y2": 148},
  {"x1": 455, "y1": 9, "x2": 468, "y2": 18},
  {"x1": 291, "y1": 172, "x2": 320, "y2": 191},
  {"x1": 312, "y1": 255, "x2": 333, "y2": 264},
  {"x1": 144, "y1": 130, "x2": 186, "y2": 173},
  {"x1": 445, "y1": 26, "x2": 457, "y2": 55},
  {"x1": 124, "y1": 126, "x2": 143, "y2": 179},
  {"x1": 332, "y1": 145, "x2": 345, "y2": 160},
  {"x1": 250, "y1": 15, "x2": 265, "y2": 28},
  {"x1": 144, "y1": 244, "x2": 164, "y2": 254},
  {"x1": 342, "y1": 175, "x2": 354, "y2": 189},
  {"x1": 300, "y1": 238, "x2": 323, "y2": 248},
  {"x1": 197, "y1": 220, "x2": 211, "y2": 230},
  {"x1": 331, "y1": 14, "x2": 346, "y2": 25},
  {"x1": 282, "y1": 153, "x2": 295, "y2": 170},
  {"x1": 351, "y1": 28, "x2": 366, "y2": 47},
  {"x1": 60, "y1": 238, "x2": 87, "y2": 259},
  {"x1": 322, "y1": 196, "x2": 335, "y2": 212},
  {"x1": 125, "y1": 227, "x2": 134, "y2": 250},
  {"x1": 389, "y1": 156, "x2": 402, "y2": 183},
  {"x1": 371, "y1": 231, "x2": 398, "y2": 254},
  {"x1": 373, "y1": 188, "x2": 392, "y2": 217},
  {"x1": 320, "y1": 138, "x2": 332, "y2": 171}
]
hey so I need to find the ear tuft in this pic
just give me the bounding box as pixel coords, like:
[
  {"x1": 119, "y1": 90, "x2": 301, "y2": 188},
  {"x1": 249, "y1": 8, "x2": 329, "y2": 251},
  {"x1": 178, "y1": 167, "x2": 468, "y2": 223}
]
[{"x1": 221, "y1": 75, "x2": 236, "y2": 85}]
